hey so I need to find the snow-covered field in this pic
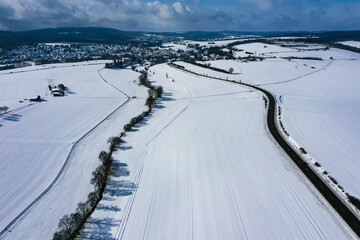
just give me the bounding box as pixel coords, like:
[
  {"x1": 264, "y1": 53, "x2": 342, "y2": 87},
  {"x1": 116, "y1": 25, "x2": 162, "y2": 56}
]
[
  {"x1": 1, "y1": 41, "x2": 359, "y2": 239},
  {"x1": 339, "y1": 41, "x2": 360, "y2": 49},
  {"x1": 82, "y1": 63, "x2": 353, "y2": 239},
  {"x1": 0, "y1": 64, "x2": 149, "y2": 239},
  {"x1": 232, "y1": 42, "x2": 360, "y2": 60},
  {"x1": 274, "y1": 47, "x2": 360, "y2": 60},
  {"x1": 234, "y1": 42, "x2": 297, "y2": 57},
  {"x1": 162, "y1": 42, "x2": 196, "y2": 51},
  {"x1": 173, "y1": 42, "x2": 360, "y2": 202},
  {"x1": 163, "y1": 38, "x2": 255, "y2": 51},
  {"x1": 188, "y1": 39, "x2": 251, "y2": 47},
  {"x1": 269, "y1": 60, "x2": 360, "y2": 198}
]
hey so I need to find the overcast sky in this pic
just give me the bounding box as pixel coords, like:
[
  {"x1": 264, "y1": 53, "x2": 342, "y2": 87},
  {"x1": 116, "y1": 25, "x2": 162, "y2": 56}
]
[{"x1": 0, "y1": 0, "x2": 359, "y2": 32}]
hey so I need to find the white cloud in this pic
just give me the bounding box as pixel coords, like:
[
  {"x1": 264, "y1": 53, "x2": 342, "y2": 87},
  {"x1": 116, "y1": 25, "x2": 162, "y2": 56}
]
[
  {"x1": 0, "y1": 0, "x2": 358, "y2": 31},
  {"x1": 173, "y1": 2, "x2": 188, "y2": 15},
  {"x1": 244, "y1": 0, "x2": 273, "y2": 11}
]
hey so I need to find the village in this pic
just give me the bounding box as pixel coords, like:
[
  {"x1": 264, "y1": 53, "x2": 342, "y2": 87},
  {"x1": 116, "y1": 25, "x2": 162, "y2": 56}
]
[{"x1": 0, "y1": 38, "x2": 244, "y2": 71}]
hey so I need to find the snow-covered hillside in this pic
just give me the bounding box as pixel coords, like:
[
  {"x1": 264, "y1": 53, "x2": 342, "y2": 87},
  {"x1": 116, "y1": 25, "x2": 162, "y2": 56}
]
[
  {"x1": 162, "y1": 38, "x2": 255, "y2": 51},
  {"x1": 82, "y1": 63, "x2": 353, "y2": 239},
  {"x1": 172, "y1": 42, "x2": 360, "y2": 202},
  {"x1": 233, "y1": 42, "x2": 297, "y2": 58},
  {"x1": 232, "y1": 42, "x2": 360, "y2": 60},
  {"x1": 0, "y1": 63, "x2": 148, "y2": 239},
  {"x1": 339, "y1": 41, "x2": 360, "y2": 49},
  {"x1": 1, "y1": 41, "x2": 359, "y2": 239}
]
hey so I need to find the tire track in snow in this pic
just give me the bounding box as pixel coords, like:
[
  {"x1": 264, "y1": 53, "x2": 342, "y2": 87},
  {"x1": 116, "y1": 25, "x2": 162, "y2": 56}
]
[
  {"x1": 0, "y1": 147, "x2": 56, "y2": 211},
  {"x1": 142, "y1": 143, "x2": 161, "y2": 240},
  {"x1": 255, "y1": 61, "x2": 333, "y2": 86},
  {"x1": 218, "y1": 148, "x2": 250, "y2": 240},
  {"x1": 116, "y1": 86, "x2": 193, "y2": 240},
  {"x1": 114, "y1": 143, "x2": 149, "y2": 239},
  {"x1": 187, "y1": 148, "x2": 195, "y2": 240},
  {"x1": 258, "y1": 140, "x2": 325, "y2": 240}
]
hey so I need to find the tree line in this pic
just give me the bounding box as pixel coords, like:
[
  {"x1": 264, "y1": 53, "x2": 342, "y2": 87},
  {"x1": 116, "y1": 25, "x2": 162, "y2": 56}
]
[{"x1": 53, "y1": 70, "x2": 163, "y2": 240}]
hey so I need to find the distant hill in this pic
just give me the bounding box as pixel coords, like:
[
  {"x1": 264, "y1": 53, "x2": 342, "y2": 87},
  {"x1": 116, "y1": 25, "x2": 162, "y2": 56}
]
[
  {"x1": 19, "y1": 27, "x2": 141, "y2": 43},
  {"x1": 316, "y1": 31, "x2": 360, "y2": 42},
  {"x1": 0, "y1": 27, "x2": 360, "y2": 50},
  {"x1": 0, "y1": 27, "x2": 143, "y2": 50},
  {"x1": 150, "y1": 31, "x2": 226, "y2": 40}
]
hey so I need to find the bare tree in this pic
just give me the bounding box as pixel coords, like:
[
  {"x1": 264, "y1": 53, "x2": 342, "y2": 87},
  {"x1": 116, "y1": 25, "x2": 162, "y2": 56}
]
[{"x1": 0, "y1": 106, "x2": 9, "y2": 113}]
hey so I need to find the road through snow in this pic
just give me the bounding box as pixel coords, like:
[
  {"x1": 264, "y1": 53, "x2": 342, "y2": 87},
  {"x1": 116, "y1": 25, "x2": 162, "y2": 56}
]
[{"x1": 82, "y1": 63, "x2": 353, "y2": 240}]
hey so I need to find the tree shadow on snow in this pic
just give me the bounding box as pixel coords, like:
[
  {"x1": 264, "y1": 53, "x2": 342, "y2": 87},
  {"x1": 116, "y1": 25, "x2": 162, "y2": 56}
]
[
  {"x1": 130, "y1": 116, "x2": 150, "y2": 130},
  {"x1": 104, "y1": 180, "x2": 136, "y2": 198},
  {"x1": 81, "y1": 159, "x2": 136, "y2": 239},
  {"x1": 82, "y1": 217, "x2": 119, "y2": 240},
  {"x1": 97, "y1": 204, "x2": 121, "y2": 212},
  {"x1": 127, "y1": 128, "x2": 139, "y2": 132},
  {"x1": 110, "y1": 161, "x2": 130, "y2": 178},
  {"x1": 160, "y1": 92, "x2": 175, "y2": 102},
  {"x1": 103, "y1": 160, "x2": 136, "y2": 201},
  {"x1": 3, "y1": 114, "x2": 22, "y2": 122},
  {"x1": 154, "y1": 103, "x2": 166, "y2": 109},
  {"x1": 119, "y1": 145, "x2": 133, "y2": 151}
]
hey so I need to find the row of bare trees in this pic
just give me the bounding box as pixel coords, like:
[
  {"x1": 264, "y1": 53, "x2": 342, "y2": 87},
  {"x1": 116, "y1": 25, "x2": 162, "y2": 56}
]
[{"x1": 53, "y1": 71, "x2": 164, "y2": 240}]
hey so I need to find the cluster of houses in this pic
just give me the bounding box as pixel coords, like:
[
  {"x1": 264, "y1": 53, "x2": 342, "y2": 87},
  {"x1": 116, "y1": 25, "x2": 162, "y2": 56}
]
[
  {"x1": 0, "y1": 42, "x2": 190, "y2": 67},
  {"x1": 0, "y1": 43, "x2": 130, "y2": 65},
  {"x1": 0, "y1": 37, "x2": 260, "y2": 70}
]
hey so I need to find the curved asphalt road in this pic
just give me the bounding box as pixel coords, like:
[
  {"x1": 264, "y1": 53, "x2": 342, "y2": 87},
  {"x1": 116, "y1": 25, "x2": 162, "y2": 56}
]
[{"x1": 169, "y1": 62, "x2": 360, "y2": 237}]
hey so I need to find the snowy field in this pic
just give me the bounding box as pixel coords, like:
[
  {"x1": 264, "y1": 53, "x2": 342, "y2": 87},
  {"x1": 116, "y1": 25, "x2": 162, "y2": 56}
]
[
  {"x1": 188, "y1": 39, "x2": 251, "y2": 47},
  {"x1": 339, "y1": 41, "x2": 360, "y2": 49},
  {"x1": 232, "y1": 42, "x2": 360, "y2": 60},
  {"x1": 1, "y1": 41, "x2": 359, "y2": 239},
  {"x1": 162, "y1": 42, "x2": 196, "y2": 51},
  {"x1": 274, "y1": 47, "x2": 360, "y2": 60},
  {"x1": 82, "y1": 63, "x2": 353, "y2": 239},
  {"x1": 173, "y1": 42, "x2": 360, "y2": 201},
  {"x1": 233, "y1": 42, "x2": 297, "y2": 57},
  {"x1": 0, "y1": 64, "x2": 149, "y2": 239},
  {"x1": 44, "y1": 43, "x2": 72, "y2": 46},
  {"x1": 269, "y1": 60, "x2": 360, "y2": 198},
  {"x1": 162, "y1": 38, "x2": 254, "y2": 51}
]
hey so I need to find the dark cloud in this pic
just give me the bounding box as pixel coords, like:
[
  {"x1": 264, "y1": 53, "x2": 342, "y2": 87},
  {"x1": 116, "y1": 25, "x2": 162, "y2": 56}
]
[{"x1": 0, "y1": 0, "x2": 359, "y2": 31}]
